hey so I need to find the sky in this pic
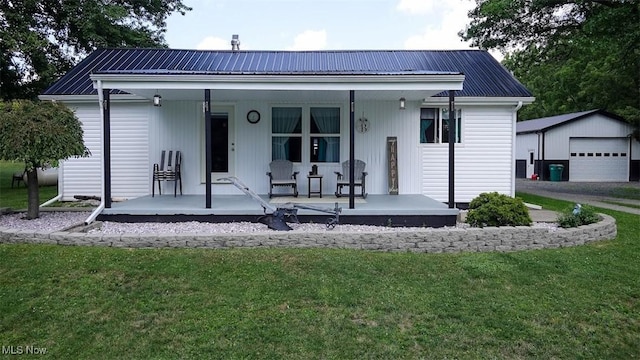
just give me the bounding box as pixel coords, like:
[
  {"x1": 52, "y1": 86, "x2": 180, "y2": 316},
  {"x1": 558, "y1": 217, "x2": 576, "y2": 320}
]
[{"x1": 164, "y1": 0, "x2": 502, "y2": 60}]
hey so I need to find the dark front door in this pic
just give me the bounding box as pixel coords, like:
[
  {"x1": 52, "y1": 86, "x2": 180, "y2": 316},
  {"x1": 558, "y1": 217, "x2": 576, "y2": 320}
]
[{"x1": 211, "y1": 114, "x2": 229, "y2": 173}]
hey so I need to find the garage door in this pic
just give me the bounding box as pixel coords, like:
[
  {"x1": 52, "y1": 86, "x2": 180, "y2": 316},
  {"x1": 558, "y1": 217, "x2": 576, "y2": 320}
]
[{"x1": 569, "y1": 138, "x2": 629, "y2": 181}]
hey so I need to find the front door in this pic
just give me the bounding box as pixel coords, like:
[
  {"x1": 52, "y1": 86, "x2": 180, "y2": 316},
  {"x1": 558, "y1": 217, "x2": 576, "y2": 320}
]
[
  {"x1": 204, "y1": 108, "x2": 235, "y2": 180},
  {"x1": 526, "y1": 150, "x2": 535, "y2": 178},
  {"x1": 211, "y1": 114, "x2": 229, "y2": 173}
]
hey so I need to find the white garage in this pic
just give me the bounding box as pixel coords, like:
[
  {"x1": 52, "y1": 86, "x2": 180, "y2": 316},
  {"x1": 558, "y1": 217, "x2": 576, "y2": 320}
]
[
  {"x1": 569, "y1": 138, "x2": 629, "y2": 181},
  {"x1": 516, "y1": 109, "x2": 640, "y2": 182}
]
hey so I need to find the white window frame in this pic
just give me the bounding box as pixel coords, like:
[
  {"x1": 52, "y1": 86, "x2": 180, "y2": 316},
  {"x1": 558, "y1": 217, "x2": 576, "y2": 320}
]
[
  {"x1": 271, "y1": 105, "x2": 342, "y2": 164},
  {"x1": 420, "y1": 107, "x2": 462, "y2": 144}
]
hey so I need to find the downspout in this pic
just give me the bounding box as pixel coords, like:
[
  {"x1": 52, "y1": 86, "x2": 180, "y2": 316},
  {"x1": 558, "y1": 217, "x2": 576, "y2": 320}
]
[
  {"x1": 536, "y1": 131, "x2": 541, "y2": 177},
  {"x1": 40, "y1": 194, "x2": 62, "y2": 207},
  {"x1": 628, "y1": 133, "x2": 633, "y2": 181},
  {"x1": 85, "y1": 80, "x2": 106, "y2": 224},
  {"x1": 541, "y1": 131, "x2": 546, "y2": 181},
  {"x1": 511, "y1": 101, "x2": 523, "y2": 196}
]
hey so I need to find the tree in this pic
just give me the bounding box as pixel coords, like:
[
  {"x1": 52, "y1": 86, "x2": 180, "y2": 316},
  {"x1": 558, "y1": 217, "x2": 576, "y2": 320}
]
[
  {"x1": 0, "y1": 100, "x2": 90, "y2": 219},
  {"x1": 460, "y1": 1, "x2": 639, "y2": 128},
  {"x1": 0, "y1": 0, "x2": 191, "y2": 100}
]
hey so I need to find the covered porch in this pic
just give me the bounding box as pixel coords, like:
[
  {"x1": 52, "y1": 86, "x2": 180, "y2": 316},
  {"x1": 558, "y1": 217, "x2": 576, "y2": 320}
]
[{"x1": 98, "y1": 194, "x2": 459, "y2": 228}]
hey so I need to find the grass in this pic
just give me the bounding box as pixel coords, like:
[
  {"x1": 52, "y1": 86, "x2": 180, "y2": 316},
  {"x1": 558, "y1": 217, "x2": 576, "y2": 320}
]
[
  {"x1": 610, "y1": 186, "x2": 640, "y2": 200},
  {"x1": 0, "y1": 193, "x2": 639, "y2": 358},
  {"x1": 601, "y1": 200, "x2": 640, "y2": 210},
  {"x1": 0, "y1": 160, "x2": 57, "y2": 209}
]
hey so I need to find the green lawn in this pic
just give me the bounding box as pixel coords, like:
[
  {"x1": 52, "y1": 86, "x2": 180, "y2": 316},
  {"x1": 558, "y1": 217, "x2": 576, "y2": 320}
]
[
  {"x1": 0, "y1": 160, "x2": 57, "y2": 209},
  {"x1": 611, "y1": 186, "x2": 640, "y2": 200},
  {"x1": 601, "y1": 200, "x2": 640, "y2": 210},
  {"x1": 1, "y1": 193, "x2": 639, "y2": 358}
]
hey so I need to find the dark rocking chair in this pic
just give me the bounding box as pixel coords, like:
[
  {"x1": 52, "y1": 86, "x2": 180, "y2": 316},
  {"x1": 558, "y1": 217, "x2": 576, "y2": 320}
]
[{"x1": 335, "y1": 159, "x2": 367, "y2": 198}]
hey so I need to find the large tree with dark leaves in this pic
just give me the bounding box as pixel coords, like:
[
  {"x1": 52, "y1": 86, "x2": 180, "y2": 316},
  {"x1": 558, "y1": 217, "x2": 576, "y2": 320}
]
[
  {"x1": 461, "y1": 0, "x2": 639, "y2": 128},
  {"x1": 0, "y1": 0, "x2": 191, "y2": 100}
]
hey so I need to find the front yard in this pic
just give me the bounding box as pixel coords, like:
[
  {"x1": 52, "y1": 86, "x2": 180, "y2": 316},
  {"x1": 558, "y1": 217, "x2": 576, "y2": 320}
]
[
  {"x1": 0, "y1": 160, "x2": 57, "y2": 209},
  {"x1": 0, "y1": 192, "x2": 639, "y2": 358}
]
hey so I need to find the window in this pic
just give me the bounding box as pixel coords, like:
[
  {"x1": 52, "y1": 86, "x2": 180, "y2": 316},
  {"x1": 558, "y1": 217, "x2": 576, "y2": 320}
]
[
  {"x1": 310, "y1": 107, "x2": 340, "y2": 163},
  {"x1": 272, "y1": 107, "x2": 302, "y2": 162},
  {"x1": 420, "y1": 107, "x2": 461, "y2": 143},
  {"x1": 272, "y1": 106, "x2": 340, "y2": 163}
]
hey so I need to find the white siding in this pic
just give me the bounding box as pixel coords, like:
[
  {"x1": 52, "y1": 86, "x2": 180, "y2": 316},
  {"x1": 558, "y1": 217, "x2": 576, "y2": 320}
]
[
  {"x1": 420, "y1": 106, "x2": 515, "y2": 203},
  {"x1": 60, "y1": 101, "x2": 150, "y2": 200},
  {"x1": 149, "y1": 101, "x2": 203, "y2": 194},
  {"x1": 64, "y1": 98, "x2": 520, "y2": 203},
  {"x1": 149, "y1": 99, "x2": 424, "y2": 197},
  {"x1": 111, "y1": 103, "x2": 150, "y2": 198},
  {"x1": 516, "y1": 133, "x2": 538, "y2": 160},
  {"x1": 350, "y1": 100, "x2": 423, "y2": 195},
  {"x1": 545, "y1": 114, "x2": 635, "y2": 159},
  {"x1": 60, "y1": 103, "x2": 101, "y2": 201}
]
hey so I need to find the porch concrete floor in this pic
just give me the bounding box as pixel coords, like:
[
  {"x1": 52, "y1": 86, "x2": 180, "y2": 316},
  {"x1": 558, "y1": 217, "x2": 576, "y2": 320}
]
[{"x1": 102, "y1": 194, "x2": 458, "y2": 217}]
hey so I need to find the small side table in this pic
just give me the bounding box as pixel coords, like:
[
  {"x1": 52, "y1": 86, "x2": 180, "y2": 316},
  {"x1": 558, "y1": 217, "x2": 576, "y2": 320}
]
[{"x1": 307, "y1": 174, "x2": 323, "y2": 198}]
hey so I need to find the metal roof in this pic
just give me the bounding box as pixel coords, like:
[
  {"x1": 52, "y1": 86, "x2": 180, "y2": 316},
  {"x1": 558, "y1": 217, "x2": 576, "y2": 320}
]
[
  {"x1": 516, "y1": 109, "x2": 627, "y2": 134},
  {"x1": 43, "y1": 48, "x2": 533, "y2": 97}
]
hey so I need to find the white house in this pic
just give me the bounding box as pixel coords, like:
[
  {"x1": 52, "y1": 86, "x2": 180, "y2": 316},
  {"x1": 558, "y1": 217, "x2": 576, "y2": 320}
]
[
  {"x1": 40, "y1": 45, "x2": 534, "y2": 226},
  {"x1": 516, "y1": 109, "x2": 640, "y2": 182}
]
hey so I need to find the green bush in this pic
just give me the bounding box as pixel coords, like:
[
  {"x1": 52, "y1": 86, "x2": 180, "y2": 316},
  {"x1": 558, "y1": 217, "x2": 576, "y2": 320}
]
[
  {"x1": 466, "y1": 192, "x2": 532, "y2": 228},
  {"x1": 557, "y1": 204, "x2": 600, "y2": 228}
]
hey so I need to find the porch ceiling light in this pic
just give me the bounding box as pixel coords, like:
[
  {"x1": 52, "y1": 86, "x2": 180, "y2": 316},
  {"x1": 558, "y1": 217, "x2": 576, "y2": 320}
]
[
  {"x1": 153, "y1": 94, "x2": 162, "y2": 107},
  {"x1": 399, "y1": 97, "x2": 406, "y2": 110}
]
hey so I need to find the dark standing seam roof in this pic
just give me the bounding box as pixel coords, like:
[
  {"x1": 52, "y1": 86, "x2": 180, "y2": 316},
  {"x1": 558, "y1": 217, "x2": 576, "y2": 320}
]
[
  {"x1": 43, "y1": 48, "x2": 533, "y2": 97},
  {"x1": 516, "y1": 109, "x2": 628, "y2": 134}
]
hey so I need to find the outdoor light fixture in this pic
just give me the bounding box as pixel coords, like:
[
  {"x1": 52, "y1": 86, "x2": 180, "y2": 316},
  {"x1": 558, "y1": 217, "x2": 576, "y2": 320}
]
[
  {"x1": 153, "y1": 94, "x2": 162, "y2": 107},
  {"x1": 399, "y1": 97, "x2": 406, "y2": 110}
]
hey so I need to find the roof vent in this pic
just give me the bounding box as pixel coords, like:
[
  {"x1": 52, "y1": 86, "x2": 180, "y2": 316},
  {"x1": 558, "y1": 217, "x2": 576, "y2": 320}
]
[{"x1": 231, "y1": 34, "x2": 240, "y2": 51}]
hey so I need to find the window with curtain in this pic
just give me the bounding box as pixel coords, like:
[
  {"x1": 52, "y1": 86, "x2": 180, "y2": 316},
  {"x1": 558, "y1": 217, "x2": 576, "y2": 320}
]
[
  {"x1": 420, "y1": 107, "x2": 462, "y2": 144},
  {"x1": 442, "y1": 108, "x2": 462, "y2": 143},
  {"x1": 272, "y1": 107, "x2": 302, "y2": 162},
  {"x1": 271, "y1": 106, "x2": 341, "y2": 163},
  {"x1": 310, "y1": 107, "x2": 340, "y2": 163},
  {"x1": 420, "y1": 108, "x2": 437, "y2": 143}
]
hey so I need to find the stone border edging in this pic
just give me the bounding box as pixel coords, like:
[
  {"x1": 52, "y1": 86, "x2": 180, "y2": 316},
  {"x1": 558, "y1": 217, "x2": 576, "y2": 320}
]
[{"x1": 0, "y1": 214, "x2": 616, "y2": 253}]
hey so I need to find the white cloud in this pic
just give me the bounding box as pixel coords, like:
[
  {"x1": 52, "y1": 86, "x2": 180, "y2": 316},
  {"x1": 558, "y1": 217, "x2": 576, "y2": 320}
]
[
  {"x1": 403, "y1": 1, "x2": 473, "y2": 50},
  {"x1": 196, "y1": 36, "x2": 232, "y2": 50},
  {"x1": 401, "y1": 0, "x2": 505, "y2": 61},
  {"x1": 396, "y1": 0, "x2": 439, "y2": 14},
  {"x1": 286, "y1": 30, "x2": 327, "y2": 51}
]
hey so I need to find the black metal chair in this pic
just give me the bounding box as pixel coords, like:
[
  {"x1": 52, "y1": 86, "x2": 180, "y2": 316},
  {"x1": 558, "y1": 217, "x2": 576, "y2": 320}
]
[
  {"x1": 152, "y1": 150, "x2": 182, "y2": 197},
  {"x1": 11, "y1": 168, "x2": 26, "y2": 188}
]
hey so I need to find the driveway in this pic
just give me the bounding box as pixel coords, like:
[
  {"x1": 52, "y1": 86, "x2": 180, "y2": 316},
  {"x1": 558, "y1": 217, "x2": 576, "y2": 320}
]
[{"x1": 515, "y1": 179, "x2": 640, "y2": 215}]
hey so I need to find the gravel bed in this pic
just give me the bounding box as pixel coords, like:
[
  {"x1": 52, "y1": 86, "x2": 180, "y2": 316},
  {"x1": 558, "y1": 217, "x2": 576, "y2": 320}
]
[
  {"x1": 0, "y1": 210, "x2": 558, "y2": 234},
  {"x1": 0, "y1": 211, "x2": 91, "y2": 232},
  {"x1": 94, "y1": 221, "x2": 434, "y2": 234}
]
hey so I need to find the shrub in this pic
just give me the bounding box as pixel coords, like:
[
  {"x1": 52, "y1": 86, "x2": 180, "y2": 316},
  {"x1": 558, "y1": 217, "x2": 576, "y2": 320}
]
[
  {"x1": 557, "y1": 204, "x2": 600, "y2": 228},
  {"x1": 466, "y1": 192, "x2": 532, "y2": 228}
]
